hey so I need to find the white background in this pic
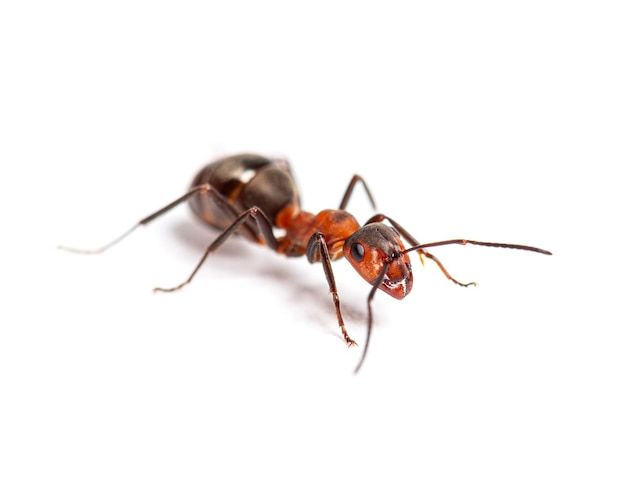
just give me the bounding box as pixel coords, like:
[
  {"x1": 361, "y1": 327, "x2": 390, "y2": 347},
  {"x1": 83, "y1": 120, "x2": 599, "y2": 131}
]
[{"x1": 1, "y1": 1, "x2": 625, "y2": 486}]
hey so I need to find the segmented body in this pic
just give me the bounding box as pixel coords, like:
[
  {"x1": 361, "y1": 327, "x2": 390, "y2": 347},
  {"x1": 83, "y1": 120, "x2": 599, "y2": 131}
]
[
  {"x1": 189, "y1": 154, "x2": 359, "y2": 260},
  {"x1": 60, "y1": 152, "x2": 551, "y2": 373}
]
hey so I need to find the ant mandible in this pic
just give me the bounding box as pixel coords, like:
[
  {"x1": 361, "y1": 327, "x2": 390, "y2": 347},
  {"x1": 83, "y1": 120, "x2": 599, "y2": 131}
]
[{"x1": 60, "y1": 153, "x2": 552, "y2": 372}]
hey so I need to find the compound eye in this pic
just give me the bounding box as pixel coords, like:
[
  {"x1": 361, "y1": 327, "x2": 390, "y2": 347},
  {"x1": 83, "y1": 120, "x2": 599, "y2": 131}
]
[{"x1": 351, "y1": 242, "x2": 365, "y2": 262}]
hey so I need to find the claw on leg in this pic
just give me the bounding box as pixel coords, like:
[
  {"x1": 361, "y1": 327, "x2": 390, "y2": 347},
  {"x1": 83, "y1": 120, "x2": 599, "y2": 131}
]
[
  {"x1": 153, "y1": 282, "x2": 190, "y2": 293},
  {"x1": 343, "y1": 333, "x2": 358, "y2": 347}
]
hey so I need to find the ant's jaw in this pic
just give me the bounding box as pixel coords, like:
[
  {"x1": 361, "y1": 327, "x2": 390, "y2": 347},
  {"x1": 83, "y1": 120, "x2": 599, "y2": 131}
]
[
  {"x1": 380, "y1": 259, "x2": 413, "y2": 300},
  {"x1": 381, "y1": 276, "x2": 412, "y2": 299}
]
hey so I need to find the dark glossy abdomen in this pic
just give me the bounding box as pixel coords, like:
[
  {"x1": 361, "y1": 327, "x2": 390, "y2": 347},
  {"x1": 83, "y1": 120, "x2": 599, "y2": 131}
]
[{"x1": 189, "y1": 154, "x2": 300, "y2": 240}]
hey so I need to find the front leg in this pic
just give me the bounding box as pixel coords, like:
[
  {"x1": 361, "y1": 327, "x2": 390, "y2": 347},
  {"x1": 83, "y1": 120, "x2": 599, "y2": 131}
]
[{"x1": 306, "y1": 232, "x2": 357, "y2": 347}]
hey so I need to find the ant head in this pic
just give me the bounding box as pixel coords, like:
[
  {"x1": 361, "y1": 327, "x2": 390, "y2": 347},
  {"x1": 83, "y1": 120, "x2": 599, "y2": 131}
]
[{"x1": 343, "y1": 223, "x2": 413, "y2": 299}]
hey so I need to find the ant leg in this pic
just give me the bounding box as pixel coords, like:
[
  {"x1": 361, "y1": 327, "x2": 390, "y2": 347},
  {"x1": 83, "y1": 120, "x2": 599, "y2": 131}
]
[
  {"x1": 59, "y1": 184, "x2": 258, "y2": 254},
  {"x1": 306, "y1": 232, "x2": 358, "y2": 347},
  {"x1": 153, "y1": 207, "x2": 278, "y2": 293},
  {"x1": 365, "y1": 213, "x2": 476, "y2": 287},
  {"x1": 354, "y1": 262, "x2": 389, "y2": 374},
  {"x1": 339, "y1": 175, "x2": 377, "y2": 211},
  {"x1": 418, "y1": 250, "x2": 476, "y2": 287}
]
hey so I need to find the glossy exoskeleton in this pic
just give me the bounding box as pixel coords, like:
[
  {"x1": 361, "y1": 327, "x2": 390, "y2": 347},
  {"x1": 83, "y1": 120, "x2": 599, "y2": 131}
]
[{"x1": 60, "y1": 154, "x2": 551, "y2": 372}]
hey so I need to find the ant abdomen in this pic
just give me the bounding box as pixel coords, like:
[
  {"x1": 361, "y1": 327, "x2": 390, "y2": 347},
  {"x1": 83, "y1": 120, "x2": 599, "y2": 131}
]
[{"x1": 189, "y1": 154, "x2": 300, "y2": 239}]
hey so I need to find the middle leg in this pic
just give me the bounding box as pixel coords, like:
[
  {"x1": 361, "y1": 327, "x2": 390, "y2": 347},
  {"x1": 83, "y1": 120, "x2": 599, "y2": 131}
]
[
  {"x1": 154, "y1": 206, "x2": 279, "y2": 293},
  {"x1": 339, "y1": 174, "x2": 377, "y2": 211}
]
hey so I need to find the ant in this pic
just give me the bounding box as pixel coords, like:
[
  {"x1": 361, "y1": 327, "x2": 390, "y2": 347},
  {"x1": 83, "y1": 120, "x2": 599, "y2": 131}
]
[{"x1": 60, "y1": 153, "x2": 552, "y2": 372}]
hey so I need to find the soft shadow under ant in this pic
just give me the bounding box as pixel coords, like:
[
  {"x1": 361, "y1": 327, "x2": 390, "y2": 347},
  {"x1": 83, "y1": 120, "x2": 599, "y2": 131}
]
[{"x1": 172, "y1": 219, "x2": 367, "y2": 334}]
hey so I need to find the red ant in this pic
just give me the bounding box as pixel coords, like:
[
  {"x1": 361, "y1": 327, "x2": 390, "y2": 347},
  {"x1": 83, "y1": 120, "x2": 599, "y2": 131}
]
[{"x1": 60, "y1": 153, "x2": 552, "y2": 372}]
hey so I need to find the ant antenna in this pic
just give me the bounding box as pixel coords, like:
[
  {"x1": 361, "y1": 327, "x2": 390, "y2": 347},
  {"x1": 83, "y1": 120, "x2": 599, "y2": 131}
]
[
  {"x1": 352, "y1": 240, "x2": 550, "y2": 372},
  {"x1": 402, "y1": 239, "x2": 552, "y2": 256},
  {"x1": 354, "y1": 262, "x2": 389, "y2": 374}
]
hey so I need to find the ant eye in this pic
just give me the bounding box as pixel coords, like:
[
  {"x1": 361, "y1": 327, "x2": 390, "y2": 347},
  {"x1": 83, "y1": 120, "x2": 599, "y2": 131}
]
[{"x1": 351, "y1": 242, "x2": 365, "y2": 261}]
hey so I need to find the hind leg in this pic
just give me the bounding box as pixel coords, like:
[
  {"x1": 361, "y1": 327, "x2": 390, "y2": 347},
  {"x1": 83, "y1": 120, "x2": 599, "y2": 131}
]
[{"x1": 59, "y1": 183, "x2": 259, "y2": 254}]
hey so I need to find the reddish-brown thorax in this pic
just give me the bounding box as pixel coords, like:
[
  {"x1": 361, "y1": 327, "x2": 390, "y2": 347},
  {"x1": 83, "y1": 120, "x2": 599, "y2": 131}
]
[{"x1": 275, "y1": 204, "x2": 360, "y2": 259}]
